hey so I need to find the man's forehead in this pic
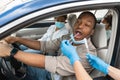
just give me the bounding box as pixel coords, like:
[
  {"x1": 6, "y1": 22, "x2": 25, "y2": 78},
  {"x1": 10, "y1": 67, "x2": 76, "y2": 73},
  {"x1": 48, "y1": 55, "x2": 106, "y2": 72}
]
[
  {"x1": 79, "y1": 14, "x2": 94, "y2": 18},
  {"x1": 79, "y1": 15, "x2": 95, "y2": 21},
  {"x1": 78, "y1": 16, "x2": 94, "y2": 21}
]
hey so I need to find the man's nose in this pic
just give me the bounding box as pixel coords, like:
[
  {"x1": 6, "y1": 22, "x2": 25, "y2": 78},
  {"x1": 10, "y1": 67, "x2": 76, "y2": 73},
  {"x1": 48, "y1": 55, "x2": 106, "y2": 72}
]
[{"x1": 79, "y1": 23, "x2": 84, "y2": 29}]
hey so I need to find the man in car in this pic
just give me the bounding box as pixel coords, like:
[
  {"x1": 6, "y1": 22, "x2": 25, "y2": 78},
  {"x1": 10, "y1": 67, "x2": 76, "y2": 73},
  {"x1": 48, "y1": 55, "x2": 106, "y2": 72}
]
[
  {"x1": 0, "y1": 11, "x2": 97, "y2": 80},
  {"x1": 101, "y1": 14, "x2": 112, "y2": 45}
]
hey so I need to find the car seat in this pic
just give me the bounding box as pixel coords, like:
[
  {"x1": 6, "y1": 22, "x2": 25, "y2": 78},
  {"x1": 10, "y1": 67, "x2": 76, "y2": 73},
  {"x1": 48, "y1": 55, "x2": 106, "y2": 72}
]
[
  {"x1": 66, "y1": 14, "x2": 77, "y2": 33},
  {"x1": 90, "y1": 23, "x2": 108, "y2": 78}
]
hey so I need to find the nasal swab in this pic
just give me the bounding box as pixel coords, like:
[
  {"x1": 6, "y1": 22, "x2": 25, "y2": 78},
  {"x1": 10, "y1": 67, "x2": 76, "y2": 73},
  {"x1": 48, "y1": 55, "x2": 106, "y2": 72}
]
[{"x1": 84, "y1": 38, "x2": 90, "y2": 53}]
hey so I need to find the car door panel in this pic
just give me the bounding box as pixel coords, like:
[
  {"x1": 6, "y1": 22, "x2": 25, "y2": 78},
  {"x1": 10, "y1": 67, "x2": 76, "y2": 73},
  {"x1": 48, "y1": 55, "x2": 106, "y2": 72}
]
[
  {"x1": 15, "y1": 21, "x2": 54, "y2": 40},
  {"x1": 15, "y1": 27, "x2": 48, "y2": 40}
]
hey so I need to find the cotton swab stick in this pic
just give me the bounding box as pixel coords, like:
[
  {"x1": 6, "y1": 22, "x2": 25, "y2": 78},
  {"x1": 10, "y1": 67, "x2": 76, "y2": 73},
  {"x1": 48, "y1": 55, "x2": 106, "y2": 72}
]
[{"x1": 84, "y1": 38, "x2": 90, "y2": 53}]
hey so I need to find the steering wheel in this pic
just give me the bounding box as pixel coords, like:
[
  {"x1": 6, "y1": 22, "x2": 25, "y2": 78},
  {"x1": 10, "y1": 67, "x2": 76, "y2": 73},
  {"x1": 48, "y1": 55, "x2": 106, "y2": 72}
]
[{"x1": 0, "y1": 43, "x2": 26, "y2": 80}]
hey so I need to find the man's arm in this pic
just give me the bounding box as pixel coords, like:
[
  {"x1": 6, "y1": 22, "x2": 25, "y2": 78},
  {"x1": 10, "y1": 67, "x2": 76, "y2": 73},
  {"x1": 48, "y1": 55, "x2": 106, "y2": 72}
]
[
  {"x1": 5, "y1": 36, "x2": 41, "y2": 50},
  {"x1": 0, "y1": 43, "x2": 45, "y2": 68},
  {"x1": 0, "y1": 40, "x2": 91, "y2": 77},
  {"x1": 14, "y1": 50, "x2": 45, "y2": 68}
]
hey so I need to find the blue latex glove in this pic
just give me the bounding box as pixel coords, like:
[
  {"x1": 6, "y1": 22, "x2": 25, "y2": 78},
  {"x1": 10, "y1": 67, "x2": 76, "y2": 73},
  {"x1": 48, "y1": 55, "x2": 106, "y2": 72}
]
[
  {"x1": 61, "y1": 40, "x2": 80, "y2": 65},
  {"x1": 86, "y1": 53, "x2": 109, "y2": 74}
]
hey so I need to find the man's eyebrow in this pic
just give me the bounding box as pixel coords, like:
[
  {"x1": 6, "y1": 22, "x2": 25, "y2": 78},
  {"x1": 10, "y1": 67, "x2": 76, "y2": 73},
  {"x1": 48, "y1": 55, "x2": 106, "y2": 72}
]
[{"x1": 87, "y1": 20, "x2": 93, "y2": 24}]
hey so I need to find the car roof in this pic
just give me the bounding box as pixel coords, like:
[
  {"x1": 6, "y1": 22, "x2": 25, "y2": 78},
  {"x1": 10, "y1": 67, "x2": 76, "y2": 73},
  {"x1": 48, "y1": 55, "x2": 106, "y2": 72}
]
[
  {"x1": 0, "y1": 0, "x2": 77, "y2": 27},
  {"x1": 0, "y1": 0, "x2": 120, "y2": 27}
]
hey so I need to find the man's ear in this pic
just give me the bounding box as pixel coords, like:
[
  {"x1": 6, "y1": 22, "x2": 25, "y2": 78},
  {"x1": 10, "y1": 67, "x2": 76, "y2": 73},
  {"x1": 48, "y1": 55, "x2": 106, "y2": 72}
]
[{"x1": 90, "y1": 30, "x2": 94, "y2": 36}]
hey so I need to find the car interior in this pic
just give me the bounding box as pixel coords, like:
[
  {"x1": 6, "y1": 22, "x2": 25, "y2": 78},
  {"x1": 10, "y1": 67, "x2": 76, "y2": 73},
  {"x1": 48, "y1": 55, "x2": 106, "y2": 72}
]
[{"x1": 0, "y1": 8, "x2": 117, "y2": 80}]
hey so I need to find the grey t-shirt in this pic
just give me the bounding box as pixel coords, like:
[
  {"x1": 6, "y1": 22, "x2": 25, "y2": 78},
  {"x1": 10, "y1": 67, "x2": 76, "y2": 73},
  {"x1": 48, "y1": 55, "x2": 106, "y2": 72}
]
[{"x1": 40, "y1": 34, "x2": 96, "y2": 79}]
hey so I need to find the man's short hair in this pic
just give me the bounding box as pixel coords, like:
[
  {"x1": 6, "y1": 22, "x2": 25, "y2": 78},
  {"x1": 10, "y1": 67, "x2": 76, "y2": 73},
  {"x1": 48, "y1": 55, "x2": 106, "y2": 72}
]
[{"x1": 78, "y1": 11, "x2": 97, "y2": 29}]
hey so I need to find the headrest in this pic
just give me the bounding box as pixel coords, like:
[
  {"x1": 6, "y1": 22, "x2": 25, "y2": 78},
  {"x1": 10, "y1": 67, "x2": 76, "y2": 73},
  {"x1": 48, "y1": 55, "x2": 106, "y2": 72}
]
[
  {"x1": 67, "y1": 14, "x2": 77, "y2": 33},
  {"x1": 91, "y1": 24, "x2": 107, "y2": 48},
  {"x1": 68, "y1": 14, "x2": 77, "y2": 27}
]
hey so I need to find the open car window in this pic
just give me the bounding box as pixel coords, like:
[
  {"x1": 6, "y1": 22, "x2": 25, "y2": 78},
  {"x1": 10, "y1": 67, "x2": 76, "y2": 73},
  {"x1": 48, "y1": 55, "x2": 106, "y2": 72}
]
[
  {"x1": 11, "y1": 8, "x2": 116, "y2": 78},
  {"x1": 0, "y1": 1, "x2": 120, "y2": 80}
]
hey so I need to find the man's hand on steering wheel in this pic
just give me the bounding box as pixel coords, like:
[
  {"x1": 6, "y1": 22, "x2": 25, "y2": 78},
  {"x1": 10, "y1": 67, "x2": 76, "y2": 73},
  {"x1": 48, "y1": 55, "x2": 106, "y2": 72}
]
[
  {"x1": 0, "y1": 41, "x2": 12, "y2": 57},
  {"x1": 0, "y1": 36, "x2": 21, "y2": 57},
  {"x1": 0, "y1": 39, "x2": 26, "y2": 80},
  {"x1": 4, "y1": 36, "x2": 17, "y2": 44}
]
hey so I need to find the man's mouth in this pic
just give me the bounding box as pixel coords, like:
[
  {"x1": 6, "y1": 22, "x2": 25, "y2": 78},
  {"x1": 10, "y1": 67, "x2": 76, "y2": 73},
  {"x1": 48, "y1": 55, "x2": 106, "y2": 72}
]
[{"x1": 74, "y1": 31, "x2": 82, "y2": 40}]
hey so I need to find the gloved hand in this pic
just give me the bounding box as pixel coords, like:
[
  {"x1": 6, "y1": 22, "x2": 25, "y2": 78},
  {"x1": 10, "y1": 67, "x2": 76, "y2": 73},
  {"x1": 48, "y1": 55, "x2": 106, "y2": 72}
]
[
  {"x1": 61, "y1": 40, "x2": 80, "y2": 65},
  {"x1": 86, "y1": 53, "x2": 109, "y2": 74}
]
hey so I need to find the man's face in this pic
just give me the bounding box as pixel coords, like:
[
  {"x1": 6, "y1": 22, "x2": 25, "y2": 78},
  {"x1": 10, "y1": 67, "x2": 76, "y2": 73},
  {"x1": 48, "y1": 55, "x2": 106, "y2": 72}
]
[{"x1": 73, "y1": 15, "x2": 95, "y2": 41}]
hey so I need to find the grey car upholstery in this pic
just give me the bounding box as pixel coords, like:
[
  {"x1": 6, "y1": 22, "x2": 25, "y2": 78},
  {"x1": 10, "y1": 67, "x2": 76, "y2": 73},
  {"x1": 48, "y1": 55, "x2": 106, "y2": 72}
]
[
  {"x1": 15, "y1": 27, "x2": 48, "y2": 40},
  {"x1": 90, "y1": 24, "x2": 108, "y2": 78},
  {"x1": 91, "y1": 24, "x2": 108, "y2": 61},
  {"x1": 67, "y1": 14, "x2": 77, "y2": 33}
]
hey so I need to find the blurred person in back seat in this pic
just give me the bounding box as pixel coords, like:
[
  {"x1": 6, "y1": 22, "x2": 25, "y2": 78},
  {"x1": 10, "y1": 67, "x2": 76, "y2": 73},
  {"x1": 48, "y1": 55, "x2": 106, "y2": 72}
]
[{"x1": 101, "y1": 14, "x2": 112, "y2": 45}]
